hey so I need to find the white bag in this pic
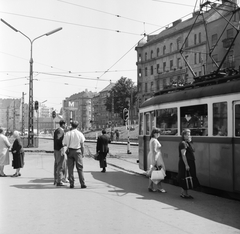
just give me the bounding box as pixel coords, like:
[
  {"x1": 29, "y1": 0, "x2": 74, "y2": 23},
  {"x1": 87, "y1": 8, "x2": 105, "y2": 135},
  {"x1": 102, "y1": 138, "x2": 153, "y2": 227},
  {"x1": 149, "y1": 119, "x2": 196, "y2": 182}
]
[{"x1": 151, "y1": 168, "x2": 166, "y2": 184}]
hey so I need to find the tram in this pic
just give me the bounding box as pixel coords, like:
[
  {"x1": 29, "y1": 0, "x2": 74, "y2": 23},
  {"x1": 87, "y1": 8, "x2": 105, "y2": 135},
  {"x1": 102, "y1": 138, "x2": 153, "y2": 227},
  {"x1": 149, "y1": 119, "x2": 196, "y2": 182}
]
[{"x1": 138, "y1": 74, "x2": 240, "y2": 194}]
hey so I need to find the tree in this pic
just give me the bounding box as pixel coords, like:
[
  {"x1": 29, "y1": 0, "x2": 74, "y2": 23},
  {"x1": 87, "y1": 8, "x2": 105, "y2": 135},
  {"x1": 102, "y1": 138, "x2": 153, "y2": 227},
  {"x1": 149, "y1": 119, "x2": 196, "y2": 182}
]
[{"x1": 105, "y1": 77, "x2": 137, "y2": 119}]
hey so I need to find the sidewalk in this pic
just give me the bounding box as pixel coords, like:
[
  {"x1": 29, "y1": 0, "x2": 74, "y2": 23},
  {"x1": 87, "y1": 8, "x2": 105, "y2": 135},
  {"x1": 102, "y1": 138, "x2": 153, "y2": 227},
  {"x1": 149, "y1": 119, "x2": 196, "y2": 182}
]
[{"x1": 1, "y1": 151, "x2": 240, "y2": 234}]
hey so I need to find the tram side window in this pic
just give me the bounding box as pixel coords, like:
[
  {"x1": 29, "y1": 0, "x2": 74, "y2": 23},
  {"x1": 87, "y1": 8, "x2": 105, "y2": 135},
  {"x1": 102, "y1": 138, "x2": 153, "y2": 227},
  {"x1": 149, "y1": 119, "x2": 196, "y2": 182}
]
[
  {"x1": 180, "y1": 104, "x2": 208, "y2": 136},
  {"x1": 146, "y1": 113, "x2": 150, "y2": 135},
  {"x1": 139, "y1": 113, "x2": 143, "y2": 135},
  {"x1": 213, "y1": 102, "x2": 227, "y2": 136},
  {"x1": 156, "y1": 108, "x2": 178, "y2": 135},
  {"x1": 235, "y1": 104, "x2": 240, "y2": 137}
]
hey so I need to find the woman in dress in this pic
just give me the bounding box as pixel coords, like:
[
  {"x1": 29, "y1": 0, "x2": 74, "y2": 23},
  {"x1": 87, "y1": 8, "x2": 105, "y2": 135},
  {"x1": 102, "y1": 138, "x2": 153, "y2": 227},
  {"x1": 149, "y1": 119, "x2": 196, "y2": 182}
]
[
  {"x1": 0, "y1": 128, "x2": 11, "y2": 177},
  {"x1": 11, "y1": 131, "x2": 24, "y2": 177},
  {"x1": 178, "y1": 129, "x2": 200, "y2": 199},
  {"x1": 147, "y1": 128, "x2": 166, "y2": 193}
]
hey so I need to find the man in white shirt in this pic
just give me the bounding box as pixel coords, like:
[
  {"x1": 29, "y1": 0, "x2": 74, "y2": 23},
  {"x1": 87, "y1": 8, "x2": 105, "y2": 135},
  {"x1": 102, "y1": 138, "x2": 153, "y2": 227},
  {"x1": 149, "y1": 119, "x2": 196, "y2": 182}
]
[{"x1": 63, "y1": 120, "x2": 87, "y2": 189}]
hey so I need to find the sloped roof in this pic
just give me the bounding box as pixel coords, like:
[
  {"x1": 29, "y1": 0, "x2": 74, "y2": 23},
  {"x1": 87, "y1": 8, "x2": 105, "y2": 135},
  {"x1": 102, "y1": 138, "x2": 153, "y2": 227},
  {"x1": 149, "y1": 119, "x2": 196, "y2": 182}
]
[{"x1": 100, "y1": 83, "x2": 115, "y2": 93}]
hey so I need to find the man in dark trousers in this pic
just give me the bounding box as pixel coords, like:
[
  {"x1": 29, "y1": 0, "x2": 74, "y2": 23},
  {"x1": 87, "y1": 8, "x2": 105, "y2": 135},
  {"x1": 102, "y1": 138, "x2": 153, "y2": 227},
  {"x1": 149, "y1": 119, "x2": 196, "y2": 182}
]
[
  {"x1": 53, "y1": 120, "x2": 66, "y2": 186},
  {"x1": 96, "y1": 129, "x2": 111, "y2": 172}
]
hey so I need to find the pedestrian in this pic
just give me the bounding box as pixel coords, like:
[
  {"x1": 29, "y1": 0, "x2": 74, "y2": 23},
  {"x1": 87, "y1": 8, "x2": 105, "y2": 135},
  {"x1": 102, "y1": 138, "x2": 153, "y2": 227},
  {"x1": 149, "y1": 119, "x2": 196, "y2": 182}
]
[
  {"x1": 53, "y1": 120, "x2": 66, "y2": 186},
  {"x1": 63, "y1": 120, "x2": 87, "y2": 189},
  {"x1": 115, "y1": 129, "x2": 119, "y2": 141},
  {"x1": 96, "y1": 129, "x2": 111, "y2": 173},
  {"x1": 0, "y1": 128, "x2": 11, "y2": 177},
  {"x1": 147, "y1": 128, "x2": 166, "y2": 193},
  {"x1": 178, "y1": 129, "x2": 200, "y2": 199},
  {"x1": 11, "y1": 130, "x2": 25, "y2": 177}
]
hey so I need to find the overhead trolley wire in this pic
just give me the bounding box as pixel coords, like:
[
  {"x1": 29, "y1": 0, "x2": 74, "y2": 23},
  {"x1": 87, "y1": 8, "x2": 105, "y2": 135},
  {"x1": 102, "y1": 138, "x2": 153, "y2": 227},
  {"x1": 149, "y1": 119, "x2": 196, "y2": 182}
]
[
  {"x1": 57, "y1": 0, "x2": 162, "y2": 27},
  {"x1": 0, "y1": 11, "x2": 141, "y2": 36}
]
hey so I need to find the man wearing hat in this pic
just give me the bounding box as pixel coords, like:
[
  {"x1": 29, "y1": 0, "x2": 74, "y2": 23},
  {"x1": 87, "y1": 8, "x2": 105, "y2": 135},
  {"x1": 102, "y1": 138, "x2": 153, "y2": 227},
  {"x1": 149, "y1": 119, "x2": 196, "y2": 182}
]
[{"x1": 53, "y1": 119, "x2": 66, "y2": 186}]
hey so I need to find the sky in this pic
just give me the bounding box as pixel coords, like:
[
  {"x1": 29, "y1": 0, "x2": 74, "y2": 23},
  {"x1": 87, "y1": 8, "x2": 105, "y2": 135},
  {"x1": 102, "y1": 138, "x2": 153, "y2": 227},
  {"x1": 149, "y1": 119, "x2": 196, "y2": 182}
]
[{"x1": 0, "y1": 0, "x2": 202, "y2": 112}]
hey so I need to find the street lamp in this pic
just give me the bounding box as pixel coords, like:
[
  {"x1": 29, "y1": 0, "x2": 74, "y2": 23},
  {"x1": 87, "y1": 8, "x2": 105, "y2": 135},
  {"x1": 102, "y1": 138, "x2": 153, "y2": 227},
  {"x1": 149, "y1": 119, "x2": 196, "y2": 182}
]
[{"x1": 1, "y1": 18, "x2": 62, "y2": 147}]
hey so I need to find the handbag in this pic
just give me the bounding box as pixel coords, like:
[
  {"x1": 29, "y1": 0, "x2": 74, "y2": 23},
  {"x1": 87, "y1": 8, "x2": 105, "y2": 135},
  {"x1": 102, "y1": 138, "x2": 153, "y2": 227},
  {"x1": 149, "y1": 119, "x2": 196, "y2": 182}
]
[
  {"x1": 182, "y1": 171, "x2": 193, "y2": 190},
  {"x1": 94, "y1": 152, "x2": 100, "y2": 161},
  {"x1": 150, "y1": 167, "x2": 166, "y2": 184}
]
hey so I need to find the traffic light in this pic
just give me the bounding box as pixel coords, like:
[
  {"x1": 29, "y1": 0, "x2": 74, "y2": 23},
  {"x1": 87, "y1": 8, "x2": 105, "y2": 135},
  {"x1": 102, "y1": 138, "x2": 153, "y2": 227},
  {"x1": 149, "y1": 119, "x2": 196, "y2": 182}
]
[
  {"x1": 34, "y1": 101, "x2": 39, "y2": 110},
  {"x1": 123, "y1": 108, "x2": 129, "y2": 125},
  {"x1": 52, "y1": 110, "x2": 56, "y2": 119}
]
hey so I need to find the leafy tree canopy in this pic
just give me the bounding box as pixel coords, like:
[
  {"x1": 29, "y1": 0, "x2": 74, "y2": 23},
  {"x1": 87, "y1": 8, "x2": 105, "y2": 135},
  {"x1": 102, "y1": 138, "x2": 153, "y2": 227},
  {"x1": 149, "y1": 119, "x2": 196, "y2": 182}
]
[{"x1": 105, "y1": 77, "x2": 137, "y2": 119}]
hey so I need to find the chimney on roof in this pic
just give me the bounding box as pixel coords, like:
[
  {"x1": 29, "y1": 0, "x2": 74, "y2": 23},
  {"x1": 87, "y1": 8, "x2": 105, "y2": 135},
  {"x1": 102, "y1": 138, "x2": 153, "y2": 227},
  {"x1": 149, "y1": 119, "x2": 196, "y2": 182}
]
[{"x1": 172, "y1": 19, "x2": 182, "y2": 27}]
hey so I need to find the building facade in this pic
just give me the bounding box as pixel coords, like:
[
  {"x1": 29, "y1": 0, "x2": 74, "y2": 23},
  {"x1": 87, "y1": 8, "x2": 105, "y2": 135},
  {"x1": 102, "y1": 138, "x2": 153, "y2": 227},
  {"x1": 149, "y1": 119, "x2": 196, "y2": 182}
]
[
  {"x1": 135, "y1": 11, "x2": 212, "y2": 106},
  {"x1": 62, "y1": 90, "x2": 96, "y2": 131}
]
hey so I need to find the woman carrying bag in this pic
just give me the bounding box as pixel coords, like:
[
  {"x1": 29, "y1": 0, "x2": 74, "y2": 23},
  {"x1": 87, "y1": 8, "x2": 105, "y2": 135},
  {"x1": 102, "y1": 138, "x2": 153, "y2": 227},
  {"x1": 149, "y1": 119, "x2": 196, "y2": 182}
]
[
  {"x1": 178, "y1": 129, "x2": 200, "y2": 199},
  {"x1": 147, "y1": 128, "x2": 166, "y2": 193},
  {"x1": 11, "y1": 131, "x2": 25, "y2": 177}
]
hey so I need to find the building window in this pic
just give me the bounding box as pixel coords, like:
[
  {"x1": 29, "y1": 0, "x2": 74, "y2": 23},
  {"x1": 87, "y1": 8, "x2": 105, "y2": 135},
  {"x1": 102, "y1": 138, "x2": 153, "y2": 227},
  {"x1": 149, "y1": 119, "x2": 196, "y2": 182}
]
[
  {"x1": 194, "y1": 53, "x2": 197, "y2": 64},
  {"x1": 194, "y1": 34, "x2": 197, "y2": 45},
  {"x1": 163, "y1": 45, "x2": 166, "y2": 55},
  {"x1": 170, "y1": 43, "x2": 173, "y2": 53},
  {"x1": 199, "y1": 71, "x2": 202, "y2": 77},
  {"x1": 177, "y1": 58, "x2": 181, "y2": 68},
  {"x1": 170, "y1": 60, "x2": 173, "y2": 70},
  {"x1": 199, "y1": 32, "x2": 201, "y2": 43},
  {"x1": 212, "y1": 34, "x2": 218, "y2": 47},
  {"x1": 145, "y1": 52, "x2": 147, "y2": 61},
  {"x1": 145, "y1": 83, "x2": 148, "y2": 92},
  {"x1": 163, "y1": 62, "x2": 166, "y2": 72},
  {"x1": 151, "y1": 66, "x2": 153, "y2": 75},
  {"x1": 150, "y1": 81, "x2": 154, "y2": 91},
  {"x1": 138, "y1": 68, "x2": 142, "y2": 77},
  {"x1": 145, "y1": 67, "x2": 148, "y2": 76},
  {"x1": 151, "y1": 50, "x2": 154, "y2": 59},
  {"x1": 227, "y1": 28, "x2": 234, "y2": 38},
  {"x1": 138, "y1": 54, "x2": 142, "y2": 62},
  {"x1": 199, "y1": 52, "x2": 202, "y2": 63},
  {"x1": 157, "y1": 48, "x2": 160, "y2": 57},
  {"x1": 177, "y1": 37, "x2": 181, "y2": 51},
  {"x1": 157, "y1": 64, "x2": 160, "y2": 73},
  {"x1": 138, "y1": 82, "x2": 142, "y2": 92}
]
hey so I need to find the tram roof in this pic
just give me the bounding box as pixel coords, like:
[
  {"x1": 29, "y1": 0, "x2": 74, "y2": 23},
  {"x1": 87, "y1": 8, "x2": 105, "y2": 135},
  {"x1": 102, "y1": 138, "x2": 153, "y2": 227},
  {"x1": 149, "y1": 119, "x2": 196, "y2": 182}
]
[{"x1": 140, "y1": 76, "x2": 240, "y2": 108}]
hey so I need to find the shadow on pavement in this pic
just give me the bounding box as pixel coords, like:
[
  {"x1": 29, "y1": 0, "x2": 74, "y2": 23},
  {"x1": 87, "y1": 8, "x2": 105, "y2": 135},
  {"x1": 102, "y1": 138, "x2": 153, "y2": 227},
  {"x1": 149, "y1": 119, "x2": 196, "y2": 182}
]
[{"x1": 91, "y1": 170, "x2": 240, "y2": 230}]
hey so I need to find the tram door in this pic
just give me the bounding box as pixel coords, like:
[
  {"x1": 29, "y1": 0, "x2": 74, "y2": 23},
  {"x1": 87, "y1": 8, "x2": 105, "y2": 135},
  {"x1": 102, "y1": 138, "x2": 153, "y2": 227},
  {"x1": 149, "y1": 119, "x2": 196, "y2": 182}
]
[{"x1": 233, "y1": 102, "x2": 240, "y2": 192}]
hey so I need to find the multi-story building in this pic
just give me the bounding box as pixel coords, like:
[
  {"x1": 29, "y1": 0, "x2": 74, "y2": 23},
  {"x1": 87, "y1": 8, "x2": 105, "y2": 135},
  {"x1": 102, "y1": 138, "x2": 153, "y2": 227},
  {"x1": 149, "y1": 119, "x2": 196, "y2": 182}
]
[
  {"x1": 135, "y1": 1, "x2": 240, "y2": 108},
  {"x1": 0, "y1": 99, "x2": 26, "y2": 131},
  {"x1": 62, "y1": 90, "x2": 96, "y2": 131},
  {"x1": 206, "y1": 0, "x2": 240, "y2": 74},
  {"x1": 135, "y1": 11, "x2": 212, "y2": 106}
]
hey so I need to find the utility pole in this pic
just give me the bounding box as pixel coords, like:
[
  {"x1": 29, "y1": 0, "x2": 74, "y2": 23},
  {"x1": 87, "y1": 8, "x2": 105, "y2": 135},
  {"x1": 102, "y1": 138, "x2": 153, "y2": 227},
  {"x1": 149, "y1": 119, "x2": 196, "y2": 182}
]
[
  {"x1": 6, "y1": 106, "x2": 9, "y2": 131},
  {"x1": 22, "y1": 92, "x2": 25, "y2": 135},
  {"x1": 13, "y1": 100, "x2": 16, "y2": 131}
]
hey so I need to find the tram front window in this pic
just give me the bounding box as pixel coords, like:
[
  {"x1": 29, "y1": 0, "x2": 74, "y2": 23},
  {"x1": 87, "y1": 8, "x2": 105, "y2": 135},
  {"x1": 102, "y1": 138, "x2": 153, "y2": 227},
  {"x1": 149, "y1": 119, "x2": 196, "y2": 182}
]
[
  {"x1": 180, "y1": 104, "x2": 208, "y2": 136},
  {"x1": 156, "y1": 108, "x2": 178, "y2": 135}
]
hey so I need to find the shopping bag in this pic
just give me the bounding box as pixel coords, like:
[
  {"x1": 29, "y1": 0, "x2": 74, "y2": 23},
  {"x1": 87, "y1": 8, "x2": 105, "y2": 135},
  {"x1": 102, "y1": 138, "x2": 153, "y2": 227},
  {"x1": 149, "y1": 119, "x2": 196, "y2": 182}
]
[
  {"x1": 151, "y1": 168, "x2": 166, "y2": 184},
  {"x1": 94, "y1": 153, "x2": 100, "y2": 161},
  {"x1": 182, "y1": 171, "x2": 193, "y2": 190}
]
